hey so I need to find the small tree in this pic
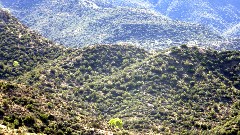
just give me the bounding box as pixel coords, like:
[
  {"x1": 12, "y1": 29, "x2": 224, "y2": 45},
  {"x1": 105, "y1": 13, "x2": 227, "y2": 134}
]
[
  {"x1": 13, "y1": 61, "x2": 19, "y2": 67},
  {"x1": 109, "y1": 118, "x2": 123, "y2": 129}
]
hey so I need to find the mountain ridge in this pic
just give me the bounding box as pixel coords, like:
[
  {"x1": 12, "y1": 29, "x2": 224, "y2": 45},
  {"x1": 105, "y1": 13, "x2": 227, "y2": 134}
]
[{"x1": 0, "y1": 0, "x2": 229, "y2": 49}]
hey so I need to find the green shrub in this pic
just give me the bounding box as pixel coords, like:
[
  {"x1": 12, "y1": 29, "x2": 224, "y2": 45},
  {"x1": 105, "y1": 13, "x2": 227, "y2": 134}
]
[
  {"x1": 26, "y1": 104, "x2": 33, "y2": 111},
  {"x1": 109, "y1": 118, "x2": 123, "y2": 129},
  {"x1": 39, "y1": 113, "x2": 49, "y2": 123},
  {"x1": 0, "y1": 108, "x2": 4, "y2": 117},
  {"x1": 13, "y1": 119, "x2": 20, "y2": 128},
  {"x1": 47, "y1": 102, "x2": 53, "y2": 109},
  {"x1": 3, "y1": 115, "x2": 15, "y2": 123},
  {"x1": 13, "y1": 61, "x2": 20, "y2": 67},
  {"x1": 44, "y1": 127, "x2": 53, "y2": 134},
  {"x1": 23, "y1": 115, "x2": 35, "y2": 126},
  {"x1": 181, "y1": 44, "x2": 188, "y2": 49},
  {"x1": 57, "y1": 129, "x2": 64, "y2": 135}
]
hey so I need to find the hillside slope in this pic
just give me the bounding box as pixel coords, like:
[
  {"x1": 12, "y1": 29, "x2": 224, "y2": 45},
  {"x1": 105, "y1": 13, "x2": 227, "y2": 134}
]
[
  {"x1": 0, "y1": 80, "x2": 114, "y2": 134},
  {"x1": 0, "y1": 10, "x2": 114, "y2": 134},
  {"x1": 17, "y1": 44, "x2": 240, "y2": 134},
  {"x1": 0, "y1": 9, "x2": 69, "y2": 79}
]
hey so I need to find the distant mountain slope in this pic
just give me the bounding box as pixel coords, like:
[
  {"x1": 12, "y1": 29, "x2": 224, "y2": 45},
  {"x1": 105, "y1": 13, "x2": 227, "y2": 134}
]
[
  {"x1": 0, "y1": 0, "x2": 222, "y2": 49},
  {"x1": 0, "y1": 9, "x2": 68, "y2": 79},
  {"x1": 223, "y1": 23, "x2": 240, "y2": 37},
  {"x1": 146, "y1": 0, "x2": 240, "y2": 37}
]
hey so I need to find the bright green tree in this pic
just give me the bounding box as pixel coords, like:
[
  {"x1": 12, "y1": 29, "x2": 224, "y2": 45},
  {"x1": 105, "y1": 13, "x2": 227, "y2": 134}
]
[
  {"x1": 13, "y1": 61, "x2": 19, "y2": 67},
  {"x1": 108, "y1": 118, "x2": 123, "y2": 128}
]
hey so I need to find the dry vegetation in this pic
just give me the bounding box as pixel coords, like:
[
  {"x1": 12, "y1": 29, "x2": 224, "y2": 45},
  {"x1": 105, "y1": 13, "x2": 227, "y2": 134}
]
[{"x1": 0, "y1": 9, "x2": 240, "y2": 135}]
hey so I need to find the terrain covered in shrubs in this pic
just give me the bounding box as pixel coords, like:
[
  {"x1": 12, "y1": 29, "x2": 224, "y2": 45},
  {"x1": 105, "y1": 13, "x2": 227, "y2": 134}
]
[
  {"x1": 0, "y1": 9, "x2": 69, "y2": 79},
  {"x1": 0, "y1": 9, "x2": 240, "y2": 135}
]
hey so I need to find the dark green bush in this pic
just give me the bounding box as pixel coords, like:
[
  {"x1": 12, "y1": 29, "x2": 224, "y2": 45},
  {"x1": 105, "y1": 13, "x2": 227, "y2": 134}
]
[
  {"x1": 0, "y1": 108, "x2": 4, "y2": 117},
  {"x1": 26, "y1": 104, "x2": 34, "y2": 111},
  {"x1": 23, "y1": 115, "x2": 35, "y2": 126},
  {"x1": 39, "y1": 113, "x2": 49, "y2": 123}
]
